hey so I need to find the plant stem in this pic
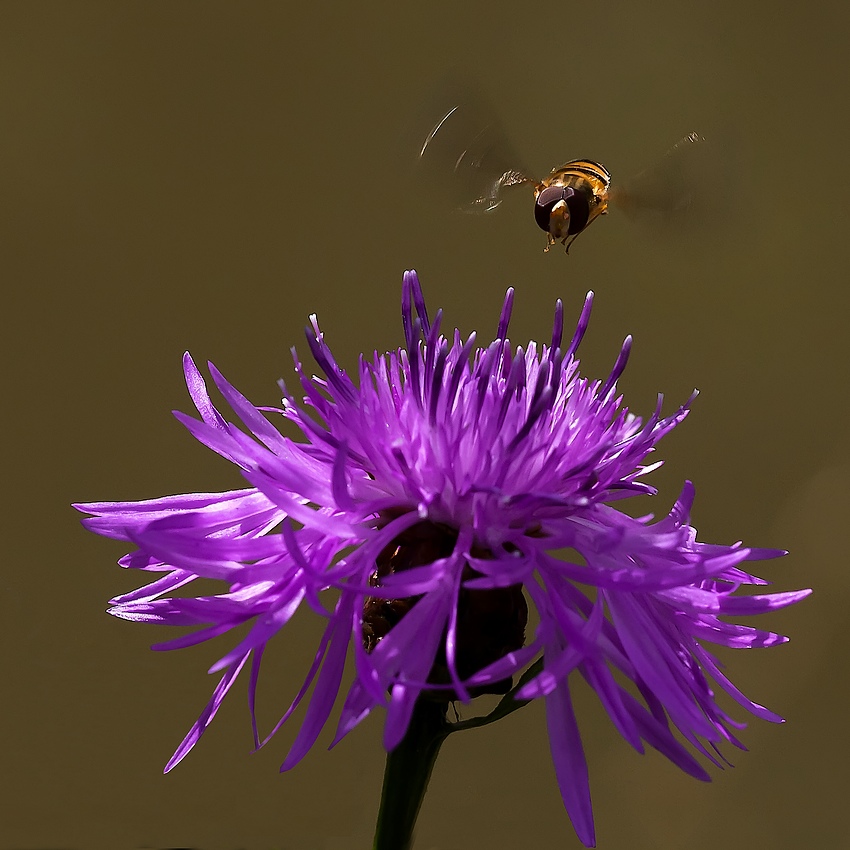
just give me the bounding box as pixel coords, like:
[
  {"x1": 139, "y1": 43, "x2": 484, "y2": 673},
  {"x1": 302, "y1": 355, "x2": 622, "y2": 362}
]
[{"x1": 372, "y1": 699, "x2": 451, "y2": 850}]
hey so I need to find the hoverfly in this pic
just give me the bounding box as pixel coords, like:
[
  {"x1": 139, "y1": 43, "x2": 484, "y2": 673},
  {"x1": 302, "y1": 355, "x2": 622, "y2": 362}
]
[{"x1": 417, "y1": 81, "x2": 709, "y2": 253}]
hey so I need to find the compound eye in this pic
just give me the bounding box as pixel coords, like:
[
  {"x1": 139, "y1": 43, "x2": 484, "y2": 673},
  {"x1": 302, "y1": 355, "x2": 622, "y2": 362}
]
[
  {"x1": 563, "y1": 189, "x2": 590, "y2": 234},
  {"x1": 534, "y1": 186, "x2": 567, "y2": 232}
]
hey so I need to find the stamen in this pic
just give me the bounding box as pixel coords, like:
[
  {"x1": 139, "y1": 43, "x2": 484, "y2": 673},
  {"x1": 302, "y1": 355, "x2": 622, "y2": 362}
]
[
  {"x1": 429, "y1": 345, "x2": 448, "y2": 424},
  {"x1": 401, "y1": 272, "x2": 415, "y2": 351},
  {"x1": 565, "y1": 291, "x2": 594, "y2": 361},
  {"x1": 304, "y1": 323, "x2": 357, "y2": 404},
  {"x1": 423, "y1": 308, "x2": 443, "y2": 407},
  {"x1": 445, "y1": 332, "x2": 476, "y2": 410},
  {"x1": 407, "y1": 316, "x2": 423, "y2": 405},
  {"x1": 509, "y1": 385, "x2": 554, "y2": 452},
  {"x1": 551, "y1": 298, "x2": 565, "y2": 352},
  {"x1": 600, "y1": 335, "x2": 633, "y2": 398},
  {"x1": 497, "y1": 287, "x2": 515, "y2": 340},
  {"x1": 495, "y1": 351, "x2": 527, "y2": 432},
  {"x1": 406, "y1": 269, "x2": 431, "y2": 337}
]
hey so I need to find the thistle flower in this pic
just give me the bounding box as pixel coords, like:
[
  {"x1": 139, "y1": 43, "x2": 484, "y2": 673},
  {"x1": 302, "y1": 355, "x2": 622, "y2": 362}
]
[{"x1": 76, "y1": 270, "x2": 808, "y2": 847}]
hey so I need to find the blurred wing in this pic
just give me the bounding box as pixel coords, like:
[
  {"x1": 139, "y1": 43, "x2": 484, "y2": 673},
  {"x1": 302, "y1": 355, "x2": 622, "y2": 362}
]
[
  {"x1": 611, "y1": 132, "x2": 716, "y2": 222},
  {"x1": 416, "y1": 80, "x2": 535, "y2": 214}
]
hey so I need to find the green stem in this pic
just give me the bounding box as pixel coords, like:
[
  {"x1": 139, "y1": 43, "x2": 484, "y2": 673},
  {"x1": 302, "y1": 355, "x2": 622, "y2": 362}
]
[
  {"x1": 371, "y1": 659, "x2": 542, "y2": 848},
  {"x1": 372, "y1": 699, "x2": 451, "y2": 850}
]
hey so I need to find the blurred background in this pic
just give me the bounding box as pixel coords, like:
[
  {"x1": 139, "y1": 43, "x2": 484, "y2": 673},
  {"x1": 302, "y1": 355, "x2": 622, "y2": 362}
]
[{"x1": 4, "y1": 2, "x2": 845, "y2": 848}]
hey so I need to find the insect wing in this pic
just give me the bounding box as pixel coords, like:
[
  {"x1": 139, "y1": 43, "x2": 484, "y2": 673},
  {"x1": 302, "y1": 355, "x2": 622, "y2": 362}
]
[
  {"x1": 611, "y1": 132, "x2": 716, "y2": 222},
  {"x1": 416, "y1": 81, "x2": 534, "y2": 213}
]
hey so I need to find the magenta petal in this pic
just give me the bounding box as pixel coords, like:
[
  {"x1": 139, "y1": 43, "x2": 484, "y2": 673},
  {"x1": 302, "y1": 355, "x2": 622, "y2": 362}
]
[
  {"x1": 164, "y1": 652, "x2": 250, "y2": 773},
  {"x1": 693, "y1": 644, "x2": 785, "y2": 723},
  {"x1": 330, "y1": 678, "x2": 380, "y2": 750},
  {"x1": 280, "y1": 599, "x2": 352, "y2": 771},
  {"x1": 546, "y1": 678, "x2": 596, "y2": 847},
  {"x1": 110, "y1": 570, "x2": 196, "y2": 605}
]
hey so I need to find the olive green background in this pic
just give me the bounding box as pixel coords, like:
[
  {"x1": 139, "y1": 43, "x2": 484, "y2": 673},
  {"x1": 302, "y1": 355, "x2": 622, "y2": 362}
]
[{"x1": 5, "y1": 2, "x2": 844, "y2": 848}]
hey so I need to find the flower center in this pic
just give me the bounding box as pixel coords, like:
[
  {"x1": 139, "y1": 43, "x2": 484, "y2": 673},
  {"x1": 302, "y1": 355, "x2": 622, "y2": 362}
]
[{"x1": 362, "y1": 518, "x2": 528, "y2": 698}]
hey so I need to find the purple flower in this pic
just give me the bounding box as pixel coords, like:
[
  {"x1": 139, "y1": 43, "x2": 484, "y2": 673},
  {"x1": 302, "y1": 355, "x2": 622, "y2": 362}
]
[{"x1": 76, "y1": 270, "x2": 809, "y2": 847}]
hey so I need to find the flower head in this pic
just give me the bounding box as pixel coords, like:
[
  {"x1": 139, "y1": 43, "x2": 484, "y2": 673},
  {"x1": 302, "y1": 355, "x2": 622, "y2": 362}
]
[{"x1": 76, "y1": 270, "x2": 809, "y2": 847}]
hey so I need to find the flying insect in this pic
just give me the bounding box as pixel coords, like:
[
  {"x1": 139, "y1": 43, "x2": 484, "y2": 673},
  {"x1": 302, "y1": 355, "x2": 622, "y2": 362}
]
[{"x1": 417, "y1": 84, "x2": 709, "y2": 253}]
